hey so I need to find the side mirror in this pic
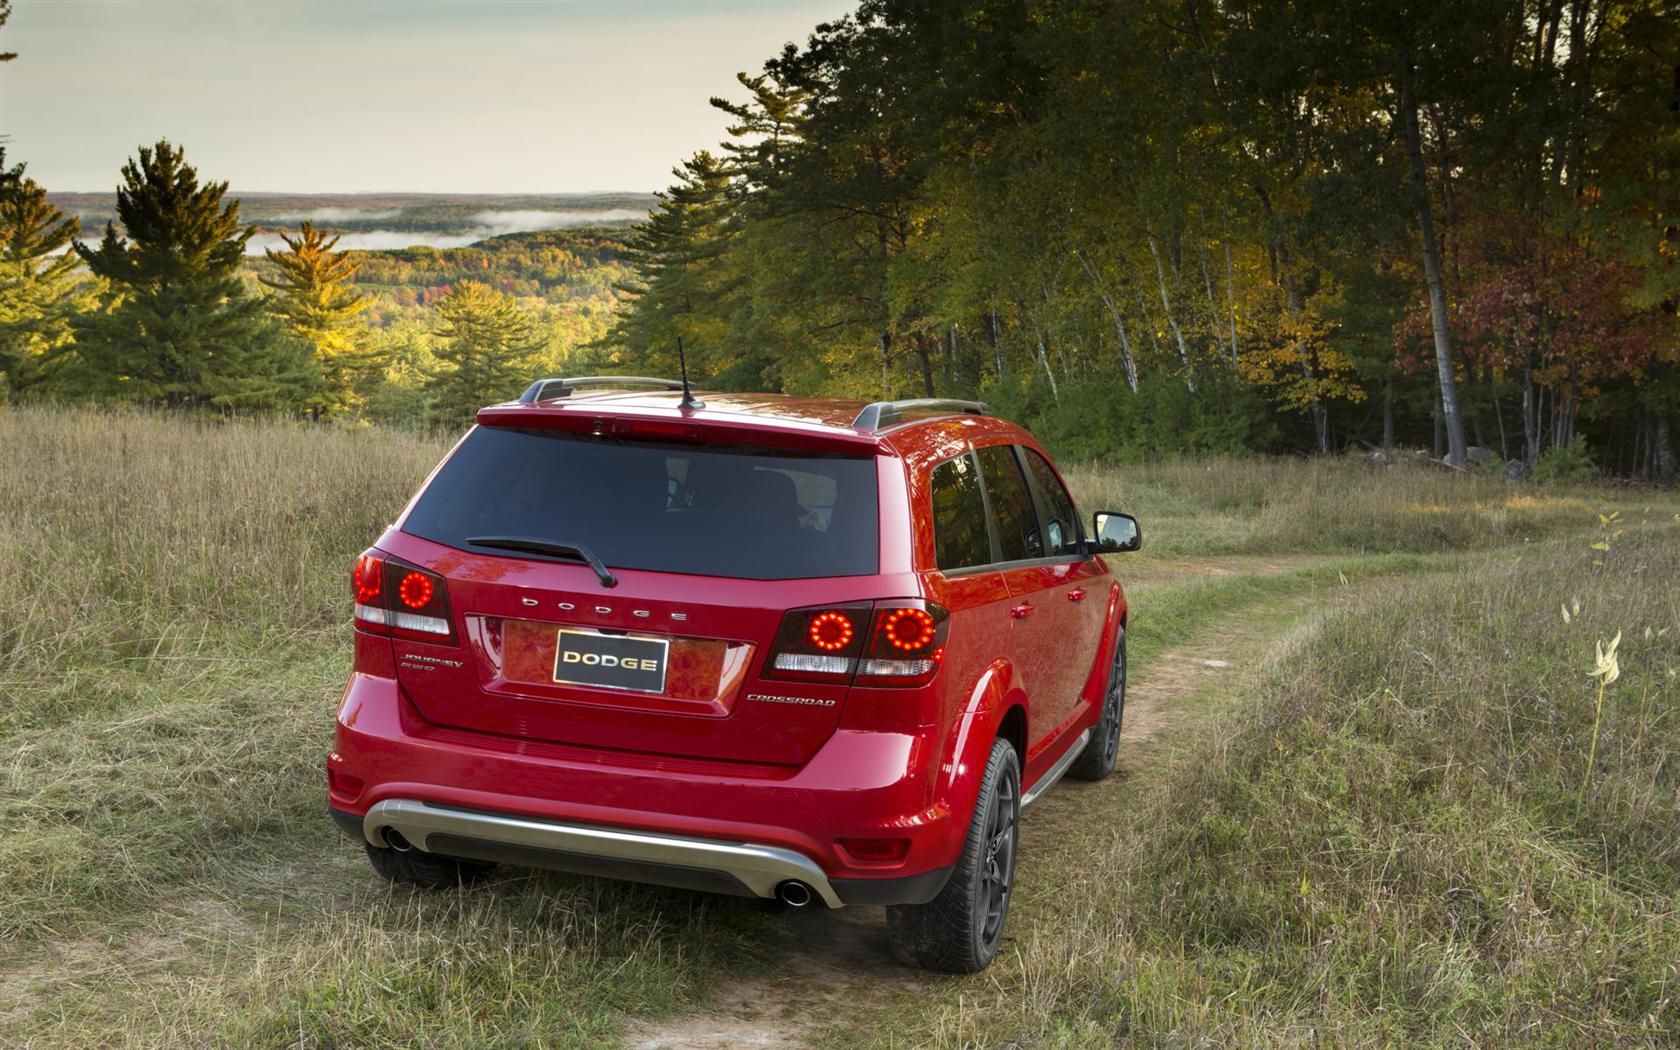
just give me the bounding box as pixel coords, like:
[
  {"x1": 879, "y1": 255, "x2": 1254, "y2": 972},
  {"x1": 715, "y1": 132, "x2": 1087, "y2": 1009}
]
[{"x1": 1091, "y1": 511, "x2": 1141, "y2": 553}]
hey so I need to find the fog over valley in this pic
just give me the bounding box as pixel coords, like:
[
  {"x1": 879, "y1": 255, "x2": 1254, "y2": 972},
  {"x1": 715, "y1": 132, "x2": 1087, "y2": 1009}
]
[{"x1": 47, "y1": 191, "x2": 657, "y2": 253}]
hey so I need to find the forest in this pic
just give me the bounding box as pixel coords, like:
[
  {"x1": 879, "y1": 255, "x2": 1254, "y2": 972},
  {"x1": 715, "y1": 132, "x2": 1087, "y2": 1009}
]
[
  {"x1": 602, "y1": 0, "x2": 1679, "y2": 476},
  {"x1": 2, "y1": 0, "x2": 1678, "y2": 478}
]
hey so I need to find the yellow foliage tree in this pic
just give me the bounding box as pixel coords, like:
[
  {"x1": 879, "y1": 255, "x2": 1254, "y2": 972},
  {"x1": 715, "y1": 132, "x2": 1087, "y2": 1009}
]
[
  {"x1": 1239, "y1": 285, "x2": 1364, "y2": 451},
  {"x1": 261, "y1": 222, "x2": 373, "y2": 417}
]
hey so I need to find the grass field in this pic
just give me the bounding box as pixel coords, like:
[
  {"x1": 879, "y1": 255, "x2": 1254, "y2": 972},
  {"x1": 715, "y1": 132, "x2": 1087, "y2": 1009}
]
[{"x1": 2, "y1": 406, "x2": 1676, "y2": 1047}]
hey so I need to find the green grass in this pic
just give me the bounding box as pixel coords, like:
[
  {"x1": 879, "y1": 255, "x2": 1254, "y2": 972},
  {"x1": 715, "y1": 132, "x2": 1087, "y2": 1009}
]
[
  {"x1": 841, "y1": 536, "x2": 1680, "y2": 1047},
  {"x1": 1, "y1": 405, "x2": 1674, "y2": 1046},
  {"x1": 1063, "y1": 454, "x2": 1617, "y2": 556}
]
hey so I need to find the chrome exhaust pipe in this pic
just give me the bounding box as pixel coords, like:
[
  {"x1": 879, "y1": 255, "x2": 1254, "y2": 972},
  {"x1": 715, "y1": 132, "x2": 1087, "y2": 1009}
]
[
  {"x1": 776, "y1": 880, "x2": 813, "y2": 908},
  {"x1": 382, "y1": 828, "x2": 413, "y2": 852}
]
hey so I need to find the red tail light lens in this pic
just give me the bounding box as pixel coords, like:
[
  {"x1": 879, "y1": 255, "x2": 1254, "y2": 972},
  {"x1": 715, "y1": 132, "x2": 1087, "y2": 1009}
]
[
  {"x1": 352, "y1": 549, "x2": 455, "y2": 643},
  {"x1": 766, "y1": 603, "x2": 870, "y2": 680},
  {"x1": 808, "y1": 611, "x2": 856, "y2": 651},
  {"x1": 353, "y1": 554, "x2": 383, "y2": 604},
  {"x1": 855, "y1": 601, "x2": 948, "y2": 687},
  {"x1": 398, "y1": 571, "x2": 434, "y2": 609},
  {"x1": 878, "y1": 608, "x2": 936, "y2": 651}
]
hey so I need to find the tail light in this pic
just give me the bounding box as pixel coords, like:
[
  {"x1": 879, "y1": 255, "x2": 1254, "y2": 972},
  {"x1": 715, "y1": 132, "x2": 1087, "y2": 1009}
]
[
  {"x1": 351, "y1": 549, "x2": 456, "y2": 643},
  {"x1": 765, "y1": 602, "x2": 871, "y2": 681},
  {"x1": 855, "y1": 600, "x2": 948, "y2": 686},
  {"x1": 765, "y1": 599, "x2": 947, "y2": 687}
]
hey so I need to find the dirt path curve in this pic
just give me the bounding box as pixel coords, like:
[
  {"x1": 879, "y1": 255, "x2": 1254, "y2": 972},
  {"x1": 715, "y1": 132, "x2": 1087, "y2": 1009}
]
[{"x1": 621, "y1": 581, "x2": 1324, "y2": 1050}]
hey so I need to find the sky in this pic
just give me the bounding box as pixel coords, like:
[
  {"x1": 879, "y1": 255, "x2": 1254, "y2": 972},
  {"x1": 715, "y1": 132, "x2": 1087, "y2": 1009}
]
[{"x1": 0, "y1": 0, "x2": 853, "y2": 193}]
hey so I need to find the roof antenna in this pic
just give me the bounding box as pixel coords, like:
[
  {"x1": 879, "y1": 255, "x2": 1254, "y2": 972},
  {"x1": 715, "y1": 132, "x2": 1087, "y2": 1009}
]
[{"x1": 676, "y1": 335, "x2": 703, "y2": 410}]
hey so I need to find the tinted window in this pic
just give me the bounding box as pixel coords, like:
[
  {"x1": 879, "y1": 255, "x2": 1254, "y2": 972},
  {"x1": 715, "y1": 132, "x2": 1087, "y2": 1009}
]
[
  {"x1": 930, "y1": 453, "x2": 991, "y2": 570},
  {"x1": 977, "y1": 445, "x2": 1043, "y2": 562},
  {"x1": 403, "y1": 427, "x2": 878, "y2": 580},
  {"x1": 1023, "y1": 449, "x2": 1082, "y2": 557}
]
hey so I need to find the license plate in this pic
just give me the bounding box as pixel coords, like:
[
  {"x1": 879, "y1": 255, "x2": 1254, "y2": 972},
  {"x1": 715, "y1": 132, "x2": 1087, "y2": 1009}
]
[{"x1": 552, "y1": 629, "x2": 669, "y2": 693}]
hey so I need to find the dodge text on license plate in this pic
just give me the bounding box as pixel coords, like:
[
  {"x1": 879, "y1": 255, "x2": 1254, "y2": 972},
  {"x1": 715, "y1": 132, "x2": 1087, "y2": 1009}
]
[{"x1": 552, "y1": 629, "x2": 670, "y2": 693}]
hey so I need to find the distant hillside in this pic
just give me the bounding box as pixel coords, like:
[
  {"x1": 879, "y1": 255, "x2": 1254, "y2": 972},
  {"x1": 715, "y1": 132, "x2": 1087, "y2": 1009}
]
[
  {"x1": 48, "y1": 191, "x2": 657, "y2": 252},
  {"x1": 245, "y1": 226, "x2": 636, "y2": 409},
  {"x1": 245, "y1": 228, "x2": 635, "y2": 324}
]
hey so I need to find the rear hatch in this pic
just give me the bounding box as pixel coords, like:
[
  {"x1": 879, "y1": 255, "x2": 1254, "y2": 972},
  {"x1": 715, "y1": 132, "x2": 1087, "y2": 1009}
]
[{"x1": 379, "y1": 420, "x2": 885, "y2": 766}]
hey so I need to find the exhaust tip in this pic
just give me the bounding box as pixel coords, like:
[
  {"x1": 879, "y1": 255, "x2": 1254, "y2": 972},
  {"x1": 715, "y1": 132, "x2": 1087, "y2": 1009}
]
[
  {"x1": 775, "y1": 880, "x2": 813, "y2": 908},
  {"x1": 382, "y1": 828, "x2": 413, "y2": 852}
]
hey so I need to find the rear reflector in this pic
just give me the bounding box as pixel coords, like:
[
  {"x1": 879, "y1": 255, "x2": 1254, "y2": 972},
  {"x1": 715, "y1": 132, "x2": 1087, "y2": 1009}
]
[{"x1": 837, "y1": 837, "x2": 911, "y2": 864}]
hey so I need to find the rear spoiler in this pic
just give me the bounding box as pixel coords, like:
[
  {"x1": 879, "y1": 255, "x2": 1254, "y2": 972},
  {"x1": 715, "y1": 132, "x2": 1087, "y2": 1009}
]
[{"x1": 475, "y1": 402, "x2": 883, "y2": 455}]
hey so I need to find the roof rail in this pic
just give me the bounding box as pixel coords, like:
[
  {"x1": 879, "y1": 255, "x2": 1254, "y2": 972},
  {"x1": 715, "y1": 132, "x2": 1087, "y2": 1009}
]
[
  {"x1": 852, "y1": 398, "x2": 990, "y2": 431},
  {"x1": 516, "y1": 376, "x2": 686, "y2": 404}
]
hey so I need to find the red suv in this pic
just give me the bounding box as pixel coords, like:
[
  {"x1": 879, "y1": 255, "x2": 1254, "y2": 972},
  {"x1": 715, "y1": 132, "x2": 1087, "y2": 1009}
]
[{"x1": 328, "y1": 377, "x2": 1141, "y2": 972}]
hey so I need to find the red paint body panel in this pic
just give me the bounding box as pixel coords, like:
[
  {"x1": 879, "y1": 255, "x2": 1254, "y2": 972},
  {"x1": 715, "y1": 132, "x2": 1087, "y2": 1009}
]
[{"x1": 331, "y1": 390, "x2": 1128, "y2": 888}]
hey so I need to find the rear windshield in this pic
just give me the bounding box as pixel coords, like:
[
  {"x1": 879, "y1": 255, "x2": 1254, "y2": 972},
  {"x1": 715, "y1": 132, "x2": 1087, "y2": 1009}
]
[{"x1": 402, "y1": 427, "x2": 880, "y2": 580}]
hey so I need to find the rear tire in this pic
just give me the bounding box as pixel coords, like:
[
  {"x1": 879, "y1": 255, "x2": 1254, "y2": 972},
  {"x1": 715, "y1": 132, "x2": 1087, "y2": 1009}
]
[
  {"x1": 1067, "y1": 626, "x2": 1125, "y2": 781},
  {"x1": 886, "y1": 737, "x2": 1020, "y2": 972},
  {"x1": 364, "y1": 843, "x2": 495, "y2": 889}
]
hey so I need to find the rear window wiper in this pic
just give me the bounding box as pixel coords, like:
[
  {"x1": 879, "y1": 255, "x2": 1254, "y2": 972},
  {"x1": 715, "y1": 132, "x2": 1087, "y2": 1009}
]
[{"x1": 465, "y1": 536, "x2": 618, "y2": 588}]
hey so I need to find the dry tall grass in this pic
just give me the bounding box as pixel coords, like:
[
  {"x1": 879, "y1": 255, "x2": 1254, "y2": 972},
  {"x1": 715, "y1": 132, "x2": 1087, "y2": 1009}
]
[
  {"x1": 1, "y1": 408, "x2": 786, "y2": 1045},
  {"x1": 0, "y1": 406, "x2": 1669, "y2": 1046}
]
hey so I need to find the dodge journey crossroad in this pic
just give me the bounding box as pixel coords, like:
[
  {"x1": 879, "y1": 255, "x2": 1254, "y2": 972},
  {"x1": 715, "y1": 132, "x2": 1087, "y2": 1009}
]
[{"x1": 327, "y1": 376, "x2": 1141, "y2": 972}]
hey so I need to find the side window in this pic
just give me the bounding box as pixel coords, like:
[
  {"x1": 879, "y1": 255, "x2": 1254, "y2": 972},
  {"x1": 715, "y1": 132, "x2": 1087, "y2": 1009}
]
[
  {"x1": 1023, "y1": 449, "x2": 1082, "y2": 558},
  {"x1": 976, "y1": 445, "x2": 1043, "y2": 562},
  {"x1": 930, "y1": 454, "x2": 991, "y2": 571}
]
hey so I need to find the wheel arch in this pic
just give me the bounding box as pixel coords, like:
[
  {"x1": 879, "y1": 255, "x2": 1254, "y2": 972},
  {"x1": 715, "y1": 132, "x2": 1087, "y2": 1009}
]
[
  {"x1": 994, "y1": 702, "x2": 1027, "y2": 770},
  {"x1": 933, "y1": 660, "x2": 1024, "y2": 843}
]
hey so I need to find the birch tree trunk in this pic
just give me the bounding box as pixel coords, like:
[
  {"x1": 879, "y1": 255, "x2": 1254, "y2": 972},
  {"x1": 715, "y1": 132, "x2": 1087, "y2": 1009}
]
[
  {"x1": 1023, "y1": 300, "x2": 1060, "y2": 401},
  {"x1": 1146, "y1": 225, "x2": 1196, "y2": 394},
  {"x1": 1401, "y1": 80, "x2": 1469, "y2": 468},
  {"x1": 1074, "y1": 248, "x2": 1139, "y2": 393},
  {"x1": 1197, "y1": 239, "x2": 1226, "y2": 360}
]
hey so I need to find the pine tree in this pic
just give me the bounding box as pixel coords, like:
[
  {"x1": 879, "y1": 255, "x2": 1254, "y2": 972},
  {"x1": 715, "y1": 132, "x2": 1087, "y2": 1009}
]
[
  {"x1": 0, "y1": 149, "x2": 94, "y2": 396},
  {"x1": 261, "y1": 221, "x2": 373, "y2": 417},
  {"x1": 71, "y1": 141, "x2": 316, "y2": 409},
  {"x1": 604, "y1": 151, "x2": 737, "y2": 376},
  {"x1": 426, "y1": 280, "x2": 546, "y2": 425},
  {"x1": 0, "y1": 0, "x2": 15, "y2": 63}
]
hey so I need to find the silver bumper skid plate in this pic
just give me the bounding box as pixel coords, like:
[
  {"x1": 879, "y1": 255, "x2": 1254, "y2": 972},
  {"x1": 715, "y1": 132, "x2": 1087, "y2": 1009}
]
[{"x1": 362, "y1": 798, "x2": 844, "y2": 907}]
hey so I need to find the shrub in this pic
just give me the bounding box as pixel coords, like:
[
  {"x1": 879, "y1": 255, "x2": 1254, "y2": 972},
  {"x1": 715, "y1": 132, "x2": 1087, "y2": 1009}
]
[{"x1": 1533, "y1": 439, "x2": 1598, "y2": 483}]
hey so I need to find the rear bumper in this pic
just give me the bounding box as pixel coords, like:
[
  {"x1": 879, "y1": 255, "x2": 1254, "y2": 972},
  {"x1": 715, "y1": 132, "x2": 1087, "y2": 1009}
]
[
  {"x1": 328, "y1": 673, "x2": 964, "y2": 906},
  {"x1": 341, "y1": 798, "x2": 850, "y2": 906}
]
